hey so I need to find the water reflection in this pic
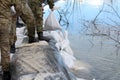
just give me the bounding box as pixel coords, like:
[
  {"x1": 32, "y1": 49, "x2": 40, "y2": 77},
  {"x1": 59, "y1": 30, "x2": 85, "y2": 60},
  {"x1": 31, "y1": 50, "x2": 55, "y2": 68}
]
[
  {"x1": 58, "y1": 0, "x2": 120, "y2": 34},
  {"x1": 86, "y1": 0, "x2": 104, "y2": 7}
]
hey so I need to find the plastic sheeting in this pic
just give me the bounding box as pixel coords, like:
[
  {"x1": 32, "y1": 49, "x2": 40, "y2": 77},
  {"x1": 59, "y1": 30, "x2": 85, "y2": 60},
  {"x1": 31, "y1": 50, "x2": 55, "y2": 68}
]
[
  {"x1": 12, "y1": 41, "x2": 76, "y2": 80},
  {"x1": 44, "y1": 11, "x2": 62, "y2": 31},
  {"x1": 44, "y1": 30, "x2": 76, "y2": 68}
]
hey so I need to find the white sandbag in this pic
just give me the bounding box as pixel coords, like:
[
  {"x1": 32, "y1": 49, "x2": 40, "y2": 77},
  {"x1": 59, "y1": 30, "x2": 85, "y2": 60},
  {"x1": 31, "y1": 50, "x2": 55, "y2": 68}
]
[
  {"x1": 55, "y1": 41, "x2": 74, "y2": 56},
  {"x1": 15, "y1": 27, "x2": 28, "y2": 47},
  {"x1": 15, "y1": 36, "x2": 28, "y2": 47},
  {"x1": 16, "y1": 27, "x2": 27, "y2": 37},
  {"x1": 44, "y1": 31, "x2": 64, "y2": 42},
  {"x1": 77, "y1": 78, "x2": 86, "y2": 80},
  {"x1": 54, "y1": 31, "x2": 74, "y2": 55},
  {"x1": 34, "y1": 72, "x2": 66, "y2": 80},
  {"x1": 60, "y1": 51, "x2": 76, "y2": 68},
  {"x1": 43, "y1": 30, "x2": 75, "y2": 67},
  {"x1": 53, "y1": 6, "x2": 61, "y2": 10},
  {"x1": 11, "y1": 6, "x2": 16, "y2": 13},
  {"x1": 55, "y1": 31, "x2": 75, "y2": 68},
  {"x1": 18, "y1": 74, "x2": 35, "y2": 80},
  {"x1": 44, "y1": 11, "x2": 62, "y2": 31}
]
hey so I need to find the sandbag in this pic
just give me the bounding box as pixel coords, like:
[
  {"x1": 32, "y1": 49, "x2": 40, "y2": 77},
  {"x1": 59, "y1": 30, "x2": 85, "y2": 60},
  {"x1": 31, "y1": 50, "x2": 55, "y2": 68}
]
[
  {"x1": 44, "y1": 11, "x2": 62, "y2": 31},
  {"x1": 12, "y1": 42, "x2": 75, "y2": 80}
]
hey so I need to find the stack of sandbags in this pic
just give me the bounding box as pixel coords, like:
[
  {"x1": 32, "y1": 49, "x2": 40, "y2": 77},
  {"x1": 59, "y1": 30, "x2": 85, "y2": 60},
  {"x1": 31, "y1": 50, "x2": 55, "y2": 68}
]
[
  {"x1": 44, "y1": 30, "x2": 76, "y2": 68},
  {"x1": 11, "y1": 41, "x2": 76, "y2": 80}
]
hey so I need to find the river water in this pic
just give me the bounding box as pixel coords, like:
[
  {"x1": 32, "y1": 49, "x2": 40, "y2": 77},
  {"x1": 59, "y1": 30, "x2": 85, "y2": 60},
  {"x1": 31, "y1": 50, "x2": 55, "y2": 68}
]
[{"x1": 69, "y1": 34, "x2": 120, "y2": 80}]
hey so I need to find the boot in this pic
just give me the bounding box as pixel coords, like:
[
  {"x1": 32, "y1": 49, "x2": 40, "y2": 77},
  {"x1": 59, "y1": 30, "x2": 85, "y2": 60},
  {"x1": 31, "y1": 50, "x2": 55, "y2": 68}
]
[
  {"x1": 10, "y1": 43, "x2": 15, "y2": 53},
  {"x1": 28, "y1": 36, "x2": 36, "y2": 43},
  {"x1": 37, "y1": 32, "x2": 50, "y2": 42},
  {"x1": 2, "y1": 71, "x2": 11, "y2": 80}
]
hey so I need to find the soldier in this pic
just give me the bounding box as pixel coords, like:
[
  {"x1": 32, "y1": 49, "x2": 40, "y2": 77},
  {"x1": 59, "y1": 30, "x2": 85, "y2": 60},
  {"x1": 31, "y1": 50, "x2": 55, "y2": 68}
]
[
  {"x1": 0, "y1": 0, "x2": 35, "y2": 80},
  {"x1": 28, "y1": 0, "x2": 54, "y2": 42},
  {"x1": 10, "y1": 1, "x2": 36, "y2": 53},
  {"x1": 10, "y1": 0, "x2": 54, "y2": 53},
  {"x1": 10, "y1": 11, "x2": 17, "y2": 53}
]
